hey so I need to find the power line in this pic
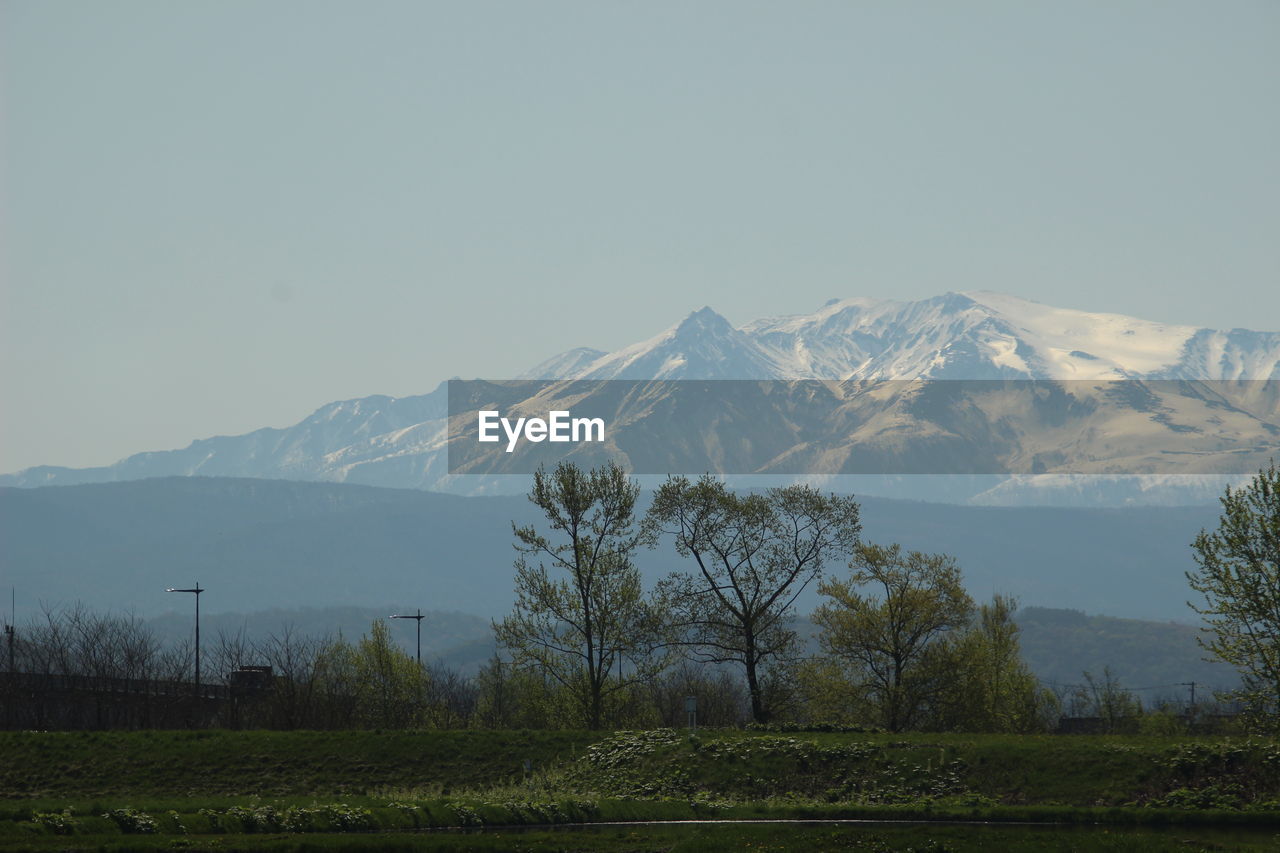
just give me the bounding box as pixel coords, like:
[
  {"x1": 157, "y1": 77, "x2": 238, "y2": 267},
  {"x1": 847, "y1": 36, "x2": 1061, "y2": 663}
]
[{"x1": 1036, "y1": 678, "x2": 1216, "y2": 693}]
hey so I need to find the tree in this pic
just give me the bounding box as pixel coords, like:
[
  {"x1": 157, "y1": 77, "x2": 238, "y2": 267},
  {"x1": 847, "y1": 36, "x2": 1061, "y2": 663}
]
[
  {"x1": 351, "y1": 621, "x2": 429, "y2": 728},
  {"x1": 494, "y1": 461, "x2": 664, "y2": 729},
  {"x1": 793, "y1": 655, "x2": 871, "y2": 726},
  {"x1": 1078, "y1": 667, "x2": 1141, "y2": 733},
  {"x1": 473, "y1": 654, "x2": 574, "y2": 729},
  {"x1": 254, "y1": 625, "x2": 328, "y2": 729},
  {"x1": 645, "y1": 475, "x2": 861, "y2": 723},
  {"x1": 422, "y1": 660, "x2": 477, "y2": 728},
  {"x1": 647, "y1": 661, "x2": 748, "y2": 728},
  {"x1": 813, "y1": 542, "x2": 973, "y2": 732},
  {"x1": 939, "y1": 595, "x2": 1055, "y2": 733},
  {"x1": 1187, "y1": 461, "x2": 1280, "y2": 725}
]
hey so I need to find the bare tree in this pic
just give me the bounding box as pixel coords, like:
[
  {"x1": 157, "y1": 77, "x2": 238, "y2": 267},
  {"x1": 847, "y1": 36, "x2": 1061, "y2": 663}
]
[
  {"x1": 647, "y1": 661, "x2": 748, "y2": 728},
  {"x1": 258, "y1": 626, "x2": 328, "y2": 728},
  {"x1": 424, "y1": 660, "x2": 478, "y2": 728}
]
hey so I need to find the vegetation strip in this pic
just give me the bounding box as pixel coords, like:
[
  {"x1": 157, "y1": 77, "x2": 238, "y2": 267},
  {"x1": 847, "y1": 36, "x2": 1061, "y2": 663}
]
[{"x1": 416, "y1": 818, "x2": 1075, "y2": 828}]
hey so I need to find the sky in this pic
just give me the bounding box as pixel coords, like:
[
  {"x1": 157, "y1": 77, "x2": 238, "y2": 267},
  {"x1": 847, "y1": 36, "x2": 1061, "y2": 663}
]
[{"x1": 2, "y1": 0, "x2": 1277, "y2": 473}]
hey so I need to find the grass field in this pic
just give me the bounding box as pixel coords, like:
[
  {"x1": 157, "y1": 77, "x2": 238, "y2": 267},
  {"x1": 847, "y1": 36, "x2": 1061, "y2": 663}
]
[
  {"x1": 0, "y1": 729, "x2": 601, "y2": 799},
  {"x1": 5, "y1": 823, "x2": 1280, "y2": 852},
  {"x1": 3, "y1": 728, "x2": 1280, "y2": 850}
]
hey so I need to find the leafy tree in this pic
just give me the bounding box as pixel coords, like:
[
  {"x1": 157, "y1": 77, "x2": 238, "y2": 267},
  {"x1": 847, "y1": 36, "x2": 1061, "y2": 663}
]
[
  {"x1": 793, "y1": 656, "x2": 871, "y2": 727},
  {"x1": 352, "y1": 621, "x2": 429, "y2": 728},
  {"x1": 472, "y1": 654, "x2": 575, "y2": 729},
  {"x1": 813, "y1": 542, "x2": 973, "y2": 732},
  {"x1": 494, "y1": 461, "x2": 665, "y2": 729},
  {"x1": 1187, "y1": 461, "x2": 1280, "y2": 726},
  {"x1": 312, "y1": 633, "x2": 362, "y2": 728},
  {"x1": 939, "y1": 595, "x2": 1055, "y2": 732},
  {"x1": 306, "y1": 622, "x2": 429, "y2": 729},
  {"x1": 645, "y1": 475, "x2": 861, "y2": 723}
]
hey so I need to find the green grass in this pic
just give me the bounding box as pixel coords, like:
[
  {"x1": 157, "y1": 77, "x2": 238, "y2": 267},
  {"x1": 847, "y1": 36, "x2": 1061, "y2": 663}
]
[
  {"x1": 563, "y1": 729, "x2": 1280, "y2": 811},
  {"x1": 3, "y1": 822, "x2": 1280, "y2": 852},
  {"x1": 0, "y1": 730, "x2": 603, "y2": 800},
  {"x1": 4, "y1": 728, "x2": 1280, "y2": 850}
]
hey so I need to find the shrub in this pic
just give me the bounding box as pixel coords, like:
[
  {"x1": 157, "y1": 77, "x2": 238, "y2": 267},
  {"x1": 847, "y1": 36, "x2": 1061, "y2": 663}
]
[
  {"x1": 101, "y1": 808, "x2": 158, "y2": 834},
  {"x1": 31, "y1": 809, "x2": 77, "y2": 835}
]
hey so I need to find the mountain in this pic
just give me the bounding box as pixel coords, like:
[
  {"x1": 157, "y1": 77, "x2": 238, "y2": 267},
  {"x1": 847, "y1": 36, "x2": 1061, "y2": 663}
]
[
  {"x1": 540, "y1": 291, "x2": 1280, "y2": 382},
  {"x1": 5, "y1": 292, "x2": 1278, "y2": 501},
  {"x1": 1012, "y1": 607, "x2": 1239, "y2": 699},
  {"x1": 0, "y1": 477, "x2": 1236, "y2": 687},
  {"x1": 0, "y1": 477, "x2": 1226, "y2": 623},
  {"x1": 443, "y1": 377, "x2": 1279, "y2": 480}
]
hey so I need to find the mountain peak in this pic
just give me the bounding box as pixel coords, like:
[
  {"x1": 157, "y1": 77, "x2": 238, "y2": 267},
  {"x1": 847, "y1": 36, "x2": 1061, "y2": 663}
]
[
  {"x1": 5, "y1": 292, "x2": 1279, "y2": 489},
  {"x1": 674, "y1": 305, "x2": 732, "y2": 335}
]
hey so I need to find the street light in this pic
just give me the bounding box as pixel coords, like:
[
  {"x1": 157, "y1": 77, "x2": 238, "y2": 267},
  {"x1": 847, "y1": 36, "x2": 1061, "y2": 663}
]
[
  {"x1": 4, "y1": 587, "x2": 14, "y2": 676},
  {"x1": 390, "y1": 608, "x2": 425, "y2": 665},
  {"x1": 166, "y1": 582, "x2": 204, "y2": 691}
]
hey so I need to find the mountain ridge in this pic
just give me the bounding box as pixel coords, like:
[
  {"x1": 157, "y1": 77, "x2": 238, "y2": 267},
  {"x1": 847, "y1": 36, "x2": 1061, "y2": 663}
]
[
  {"x1": 6, "y1": 292, "x2": 1278, "y2": 500},
  {"x1": 0, "y1": 475, "x2": 1226, "y2": 624}
]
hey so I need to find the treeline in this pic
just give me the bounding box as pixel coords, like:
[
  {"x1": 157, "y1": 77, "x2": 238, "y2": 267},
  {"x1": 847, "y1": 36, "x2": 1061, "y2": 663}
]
[
  {"x1": 4, "y1": 605, "x2": 190, "y2": 684},
  {"x1": 484, "y1": 463, "x2": 1257, "y2": 733},
  {"x1": 5, "y1": 461, "x2": 1256, "y2": 733},
  {"x1": 0, "y1": 600, "x2": 1231, "y2": 733},
  {"x1": 0, "y1": 606, "x2": 753, "y2": 730},
  {"x1": 483, "y1": 464, "x2": 1062, "y2": 732}
]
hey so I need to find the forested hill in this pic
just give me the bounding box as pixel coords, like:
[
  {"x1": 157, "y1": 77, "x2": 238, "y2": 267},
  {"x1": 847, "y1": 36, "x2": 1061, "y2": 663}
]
[
  {"x1": 1, "y1": 476, "x2": 1220, "y2": 622},
  {"x1": 137, "y1": 604, "x2": 1241, "y2": 700},
  {"x1": 1015, "y1": 607, "x2": 1238, "y2": 699}
]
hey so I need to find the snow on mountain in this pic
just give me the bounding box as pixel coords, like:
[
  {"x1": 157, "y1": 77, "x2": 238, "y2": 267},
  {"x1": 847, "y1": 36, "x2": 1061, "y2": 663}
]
[
  {"x1": 518, "y1": 346, "x2": 607, "y2": 379},
  {"x1": 570, "y1": 306, "x2": 783, "y2": 379},
  {"x1": 534, "y1": 292, "x2": 1280, "y2": 382},
  {"x1": 958, "y1": 291, "x2": 1202, "y2": 377},
  {"x1": 4, "y1": 292, "x2": 1279, "y2": 502},
  {"x1": 7, "y1": 391, "x2": 450, "y2": 490}
]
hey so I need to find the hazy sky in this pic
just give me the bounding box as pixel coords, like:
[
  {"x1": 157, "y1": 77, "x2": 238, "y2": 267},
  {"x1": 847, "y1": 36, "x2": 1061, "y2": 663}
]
[{"x1": 3, "y1": 1, "x2": 1277, "y2": 473}]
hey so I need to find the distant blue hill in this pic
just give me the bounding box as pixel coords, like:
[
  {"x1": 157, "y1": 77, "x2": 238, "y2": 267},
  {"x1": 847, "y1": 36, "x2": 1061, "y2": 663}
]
[{"x1": 0, "y1": 476, "x2": 1222, "y2": 623}]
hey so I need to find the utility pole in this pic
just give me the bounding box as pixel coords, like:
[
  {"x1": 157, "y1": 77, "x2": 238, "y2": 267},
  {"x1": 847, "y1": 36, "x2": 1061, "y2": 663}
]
[
  {"x1": 4, "y1": 587, "x2": 13, "y2": 676},
  {"x1": 4, "y1": 589, "x2": 12, "y2": 730},
  {"x1": 1180, "y1": 681, "x2": 1197, "y2": 713},
  {"x1": 391, "y1": 609, "x2": 425, "y2": 666}
]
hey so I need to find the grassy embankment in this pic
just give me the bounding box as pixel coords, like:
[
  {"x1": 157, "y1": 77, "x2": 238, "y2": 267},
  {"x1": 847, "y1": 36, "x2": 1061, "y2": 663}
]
[{"x1": 2, "y1": 728, "x2": 1280, "y2": 850}]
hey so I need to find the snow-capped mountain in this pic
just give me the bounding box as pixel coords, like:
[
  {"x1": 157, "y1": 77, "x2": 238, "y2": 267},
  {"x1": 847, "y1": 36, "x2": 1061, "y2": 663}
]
[
  {"x1": 536, "y1": 292, "x2": 1280, "y2": 382},
  {"x1": 6, "y1": 292, "x2": 1279, "y2": 503}
]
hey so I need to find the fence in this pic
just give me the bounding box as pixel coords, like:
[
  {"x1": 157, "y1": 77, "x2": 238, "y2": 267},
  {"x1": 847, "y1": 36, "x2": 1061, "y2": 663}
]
[{"x1": 1, "y1": 670, "x2": 267, "y2": 730}]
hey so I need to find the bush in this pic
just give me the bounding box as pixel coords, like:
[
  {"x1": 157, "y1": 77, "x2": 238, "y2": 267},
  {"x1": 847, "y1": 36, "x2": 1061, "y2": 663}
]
[
  {"x1": 746, "y1": 721, "x2": 884, "y2": 734},
  {"x1": 30, "y1": 809, "x2": 77, "y2": 835},
  {"x1": 1137, "y1": 712, "x2": 1188, "y2": 737},
  {"x1": 101, "y1": 808, "x2": 157, "y2": 834}
]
